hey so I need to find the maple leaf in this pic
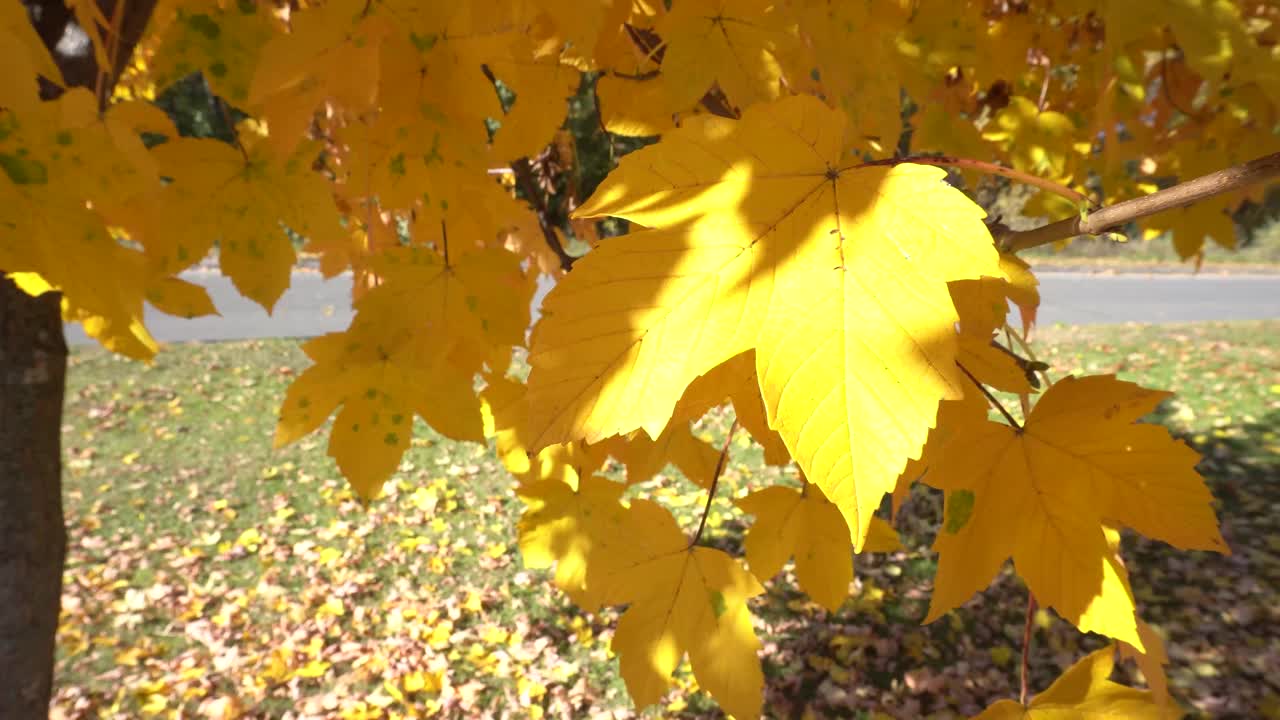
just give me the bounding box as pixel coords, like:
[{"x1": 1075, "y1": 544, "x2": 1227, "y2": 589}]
[
  {"x1": 526, "y1": 95, "x2": 1001, "y2": 549},
  {"x1": 924, "y1": 375, "x2": 1228, "y2": 648},
  {"x1": 1141, "y1": 196, "x2": 1237, "y2": 260},
  {"x1": 797, "y1": 0, "x2": 908, "y2": 154},
  {"x1": 949, "y1": 275, "x2": 1037, "y2": 395},
  {"x1": 151, "y1": 135, "x2": 345, "y2": 313},
  {"x1": 0, "y1": 90, "x2": 198, "y2": 359},
  {"x1": 972, "y1": 645, "x2": 1181, "y2": 719},
  {"x1": 984, "y1": 96, "x2": 1078, "y2": 178},
  {"x1": 655, "y1": 0, "x2": 799, "y2": 113},
  {"x1": 146, "y1": 0, "x2": 277, "y2": 105},
  {"x1": 0, "y1": 0, "x2": 63, "y2": 113},
  {"x1": 516, "y1": 474, "x2": 633, "y2": 611},
  {"x1": 594, "y1": 422, "x2": 720, "y2": 488},
  {"x1": 483, "y1": 376, "x2": 607, "y2": 490},
  {"x1": 736, "y1": 482, "x2": 901, "y2": 611},
  {"x1": 249, "y1": 0, "x2": 389, "y2": 154},
  {"x1": 275, "y1": 241, "x2": 532, "y2": 497},
  {"x1": 1118, "y1": 620, "x2": 1173, "y2": 707},
  {"x1": 596, "y1": 499, "x2": 764, "y2": 719},
  {"x1": 486, "y1": 34, "x2": 581, "y2": 161}
]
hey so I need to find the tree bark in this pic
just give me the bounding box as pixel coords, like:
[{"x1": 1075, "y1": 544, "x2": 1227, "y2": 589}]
[{"x1": 0, "y1": 279, "x2": 68, "y2": 718}]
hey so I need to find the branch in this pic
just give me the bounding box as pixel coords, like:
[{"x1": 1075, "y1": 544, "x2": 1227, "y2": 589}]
[
  {"x1": 1001, "y1": 151, "x2": 1280, "y2": 253},
  {"x1": 511, "y1": 157, "x2": 577, "y2": 273}
]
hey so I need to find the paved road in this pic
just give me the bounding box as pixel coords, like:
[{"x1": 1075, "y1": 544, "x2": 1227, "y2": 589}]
[{"x1": 64, "y1": 270, "x2": 1280, "y2": 346}]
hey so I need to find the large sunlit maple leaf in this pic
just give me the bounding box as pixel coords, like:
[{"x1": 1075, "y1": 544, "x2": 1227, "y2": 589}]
[
  {"x1": 596, "y1": 499, "x2": 764, "y2": 719},
  {"x1": 924, "y1": 374, "x2": 1229, "y2": 648},
  {"x1": 972, "y1": 645, "x2": 1180, "y2": 719},
  {"x1": 525, "y1": 95, "x2": 1001, "y2": 549}
]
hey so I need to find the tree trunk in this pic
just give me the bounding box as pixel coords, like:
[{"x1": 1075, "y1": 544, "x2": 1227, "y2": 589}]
[{"x1": 0, "y1": 279, "x2": 68, "y2": 717}]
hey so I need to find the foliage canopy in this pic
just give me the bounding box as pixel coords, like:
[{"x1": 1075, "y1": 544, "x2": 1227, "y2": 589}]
[{"x1": 5, "y1": 0, "x2": 1278, "y2": 716}]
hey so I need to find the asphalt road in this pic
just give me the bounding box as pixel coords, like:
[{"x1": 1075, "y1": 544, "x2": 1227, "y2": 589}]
[{"x1": 64, "y1": 270, "x2": 1280, "y2": 346}]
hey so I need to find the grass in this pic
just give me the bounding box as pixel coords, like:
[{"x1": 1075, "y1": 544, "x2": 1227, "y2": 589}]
[{"x1": 54, "y1": 321, "x2": 1280, "y2": 718}]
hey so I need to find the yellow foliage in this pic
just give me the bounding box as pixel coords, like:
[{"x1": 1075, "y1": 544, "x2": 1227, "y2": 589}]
[
  {"x1": 972, "y1": 645, "x2": 1181, "y2": 719},
  {"x1": 6, "y1": 0, "x2": 1256, "y2": 715},
  {"x1": 924, "y1": 375, "x2": 1228, "y2": 648},
  {"x1": 528, "y1": 95, "x2": 1000, "y2": 550}
]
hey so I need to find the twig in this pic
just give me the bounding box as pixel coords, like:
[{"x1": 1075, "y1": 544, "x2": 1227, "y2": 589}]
[
  {"x1": 956, "y1": 362, "x2": 1021, "y2": 431},
  {"x1": 1020, "y1": 591, "x2": 1038, "y2": 705},
  {"x1": 691, "y1": 420, "x2": 738, "y2": 548},
  {"x1": 1036, "y1": 60, "x2": 1052, "y2": 113},
  {"x1": 1001, "y1": 151, "x2": 1280, "y2": 252},
  {"x1": 857, "y1": 155, "x2": 1091, "y2": 207},
  {"x1": 511, "y1": 157, "x2": 577, "y2": 272}
]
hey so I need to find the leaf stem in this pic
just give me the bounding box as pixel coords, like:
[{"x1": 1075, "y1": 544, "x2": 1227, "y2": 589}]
[
  {"x1": 956, "y1": 362, "x2": 1022, "y2": 431},
  {"x1": 1004, "y1": 323, "x2": 1052, "y2": 388},
  {"x1": 1020, "y1": 590, "x2": 1038, "y2": 705},
  {"x1": 691, "y1": 420, "x2": 738, "y2": 548},
  {"x1": 856, "y1": 155, "x2": 1091, "y2": 207},
  {"x1": 440, "y1": 219, "x2": 450, "y2": 268}
]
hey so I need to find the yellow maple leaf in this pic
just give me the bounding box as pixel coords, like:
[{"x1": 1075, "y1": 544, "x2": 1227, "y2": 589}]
[
  {"x1": 972, "y1": 645, "x2": 1181, "y2": 719},
  {"x1": 151, "y1": 135, "x2": 344, "y2": 312},
  {"x1": 1118, "y1": 619, "x2": 1173, "y2": 707},
  {"x1": 984, "y1": 96, "x2": 1077, "y2": 178},
  {"x1": 595, "y1": 421, "x2": 720, "y2": 488},
  {"x1": 597, "y1": 499, "x2": 764, "y2": 719},
  {"x1": 597, "y1": 72, "x2": 679, "y2": 137},
  {"x1": 949, "y1": 277, "x2": 1036, "y2": 395},
  {"x1": 656, "y1": 0, "x2": 799, "y2": 113},
  {"x1": 145, "y1": 276, "x2": 219, "y2": 320},
  {"x1": 1141, "y1": 195, "x2": 1237, "y2": 260},
  {"x1": 274, "y1": 327, "x2": 483, "y2": 499},
  {"x1": 0, "y1": 89, "x2": 177, "y2": 360},
  {"x1": 0, "y1": 0, "x2": 64, "y2": 113},
  {"x1": 487, "y1": 36, "x2": 581, "y2": 161},
  {"x1": 924, "y1": 375, "x2": 1228, "y2": 649},
  {"x1": 516, "y1": 474, "x2": 632, "y2": 611},
  {"x1": 146, "y1": 0, "x2": 279, "y2": 105},
  {"x1": 737, "y1": 481, "x2": 901, "y2": 611},
  {"x1": 526, "y1": 95, "x2": 1000, "y2": 550},
  {"x1": 249, "y1": 0, "x2": 389, "y2": 152},
  {"x1": 798, "y1": 0, "x2": 908, "y2": 154},
  {"x1": 483, "y1": 376, "x2": 606, "y2": 489}
]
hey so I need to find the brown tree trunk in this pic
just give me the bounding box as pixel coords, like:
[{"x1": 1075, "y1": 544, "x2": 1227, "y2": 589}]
[{"x1": 0, "y1": 279, "x2": 68, "y2": 717}]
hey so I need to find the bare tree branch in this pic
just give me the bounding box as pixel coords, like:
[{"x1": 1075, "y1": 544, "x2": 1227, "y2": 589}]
[
  {"x1": 1001, "y1": 151, "x2": 1280, "y2": 253},
  {"x1": 511, "y1": 156, "x2": 577, "y2": 273}
]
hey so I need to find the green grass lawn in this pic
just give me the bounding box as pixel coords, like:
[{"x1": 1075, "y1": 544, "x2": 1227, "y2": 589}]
[{"x1": 53, "y1": 321, "x2": 1280, "y2": 719}]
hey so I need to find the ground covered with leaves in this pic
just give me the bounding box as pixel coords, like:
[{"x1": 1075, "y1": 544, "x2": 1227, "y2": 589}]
[{"x1": 54, "y1": 321, "x2": 1280, "y2": 719}]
